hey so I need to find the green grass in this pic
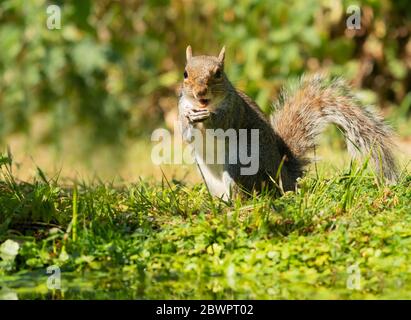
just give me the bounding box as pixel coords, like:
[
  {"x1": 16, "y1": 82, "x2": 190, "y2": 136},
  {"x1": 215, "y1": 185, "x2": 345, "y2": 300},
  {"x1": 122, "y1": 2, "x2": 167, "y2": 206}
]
[{"x1": 0, "y1": 153, "x2": 411, "y2": 300}]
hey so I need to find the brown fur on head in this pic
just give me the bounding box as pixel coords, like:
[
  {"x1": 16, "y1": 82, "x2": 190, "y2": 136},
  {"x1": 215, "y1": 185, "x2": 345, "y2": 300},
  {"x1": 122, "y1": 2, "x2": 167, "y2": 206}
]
[{"x1": 182, "y1": 46, "x2": 228, "y2": 110}]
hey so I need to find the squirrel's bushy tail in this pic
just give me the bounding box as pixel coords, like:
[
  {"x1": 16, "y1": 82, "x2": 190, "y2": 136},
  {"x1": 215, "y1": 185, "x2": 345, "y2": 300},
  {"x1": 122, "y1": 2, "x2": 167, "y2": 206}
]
[{"x1": 271, "y1": 74, "x2": 398, "y2": 183}]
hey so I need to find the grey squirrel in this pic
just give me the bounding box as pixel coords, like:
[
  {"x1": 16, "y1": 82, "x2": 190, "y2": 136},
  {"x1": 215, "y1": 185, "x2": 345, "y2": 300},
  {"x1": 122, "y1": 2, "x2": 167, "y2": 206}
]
[{"x1": 178, "y1": 46, "x2": 398, "y2": 199}]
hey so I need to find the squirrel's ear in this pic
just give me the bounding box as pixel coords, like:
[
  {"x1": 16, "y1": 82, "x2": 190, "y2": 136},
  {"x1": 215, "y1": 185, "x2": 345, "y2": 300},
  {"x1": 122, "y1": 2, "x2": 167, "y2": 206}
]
[
  {"x1": 186, "y1": 45, "x2": 193, "y2": 61},
  {"x1": 218, "y1": 46, "x2": 226, "y2": 63}
]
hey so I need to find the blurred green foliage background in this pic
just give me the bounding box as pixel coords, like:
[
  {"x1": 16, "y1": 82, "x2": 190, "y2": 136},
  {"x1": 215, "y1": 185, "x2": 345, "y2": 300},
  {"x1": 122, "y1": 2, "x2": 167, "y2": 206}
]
[{"x1": 0, "y1": 0, "x2": 410, "y2": 151}]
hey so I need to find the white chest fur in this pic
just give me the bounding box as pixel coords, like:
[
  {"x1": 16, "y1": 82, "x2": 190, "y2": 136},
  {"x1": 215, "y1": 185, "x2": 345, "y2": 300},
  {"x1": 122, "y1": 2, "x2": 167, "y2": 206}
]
[{"x1": 194, "y1": 131, "x2": 230, "y2": 199}]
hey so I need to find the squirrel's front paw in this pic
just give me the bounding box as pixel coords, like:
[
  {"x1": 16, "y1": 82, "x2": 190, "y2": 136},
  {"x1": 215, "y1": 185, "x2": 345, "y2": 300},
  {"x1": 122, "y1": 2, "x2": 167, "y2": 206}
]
[{"x1": 186, "y1": 108, "x2": 210, "y2": 123}]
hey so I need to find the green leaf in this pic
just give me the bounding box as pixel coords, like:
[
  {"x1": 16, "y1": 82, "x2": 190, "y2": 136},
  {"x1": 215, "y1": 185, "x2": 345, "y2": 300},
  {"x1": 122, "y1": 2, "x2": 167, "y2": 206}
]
[{"x1": 0, "y1": 240, "x2": 20, "y2": 261}]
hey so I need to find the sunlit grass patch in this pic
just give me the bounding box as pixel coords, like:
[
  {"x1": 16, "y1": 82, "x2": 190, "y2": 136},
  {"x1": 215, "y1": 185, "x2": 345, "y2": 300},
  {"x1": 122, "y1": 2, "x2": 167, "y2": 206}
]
[{"x1": 0, "y1": 152, "x2": 410, "y2": 299}]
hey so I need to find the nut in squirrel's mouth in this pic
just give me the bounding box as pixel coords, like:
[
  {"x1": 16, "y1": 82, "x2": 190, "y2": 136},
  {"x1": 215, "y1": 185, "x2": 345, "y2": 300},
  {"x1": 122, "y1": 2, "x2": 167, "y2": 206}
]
[{"x1": 198, "y1": 99, "x2": 210, "y2": 107}]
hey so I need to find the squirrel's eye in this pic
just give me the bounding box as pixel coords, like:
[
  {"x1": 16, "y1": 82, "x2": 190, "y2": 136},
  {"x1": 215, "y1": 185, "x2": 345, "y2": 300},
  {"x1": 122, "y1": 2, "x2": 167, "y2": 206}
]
[
  {"x1": 215, "y1": 69, "x2": 222, "y2": 79},
  {"x1": 183, "y1": 70, "x2": 188, "y2": 79}
]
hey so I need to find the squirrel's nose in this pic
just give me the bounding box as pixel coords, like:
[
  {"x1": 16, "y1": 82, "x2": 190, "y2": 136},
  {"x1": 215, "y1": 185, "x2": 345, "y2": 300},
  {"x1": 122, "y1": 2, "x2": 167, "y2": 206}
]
[{"x1": 194, "y1": 87, "x2": 208, "y2": 98}]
